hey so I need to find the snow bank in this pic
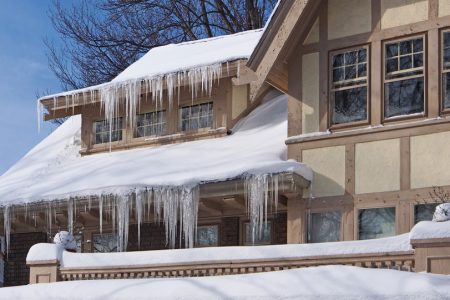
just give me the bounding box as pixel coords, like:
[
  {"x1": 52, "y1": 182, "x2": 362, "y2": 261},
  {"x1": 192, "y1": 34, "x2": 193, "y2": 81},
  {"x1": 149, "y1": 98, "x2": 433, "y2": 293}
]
[
  {"x1": 410, "y1": 220, "x2": 450, "y2": 241},
  {"x1": 1, "y1": 266, "x2": 449, "y2": 300},
  {"x1": 26, "y1": 233, "x2": 411, "y2": 268},
  {"x1": 1, "y1": 94, "x2": 311, "y2": 205}
]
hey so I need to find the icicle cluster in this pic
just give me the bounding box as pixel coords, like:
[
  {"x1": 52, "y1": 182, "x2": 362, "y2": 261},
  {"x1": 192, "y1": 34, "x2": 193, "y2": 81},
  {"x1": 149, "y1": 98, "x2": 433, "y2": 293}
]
[
  {"x1": 244, "y1": 174, "x2": 279, "y2": 244},
  {"x1": 38, "y1": 64, "x2": 223, "y2": 136}
]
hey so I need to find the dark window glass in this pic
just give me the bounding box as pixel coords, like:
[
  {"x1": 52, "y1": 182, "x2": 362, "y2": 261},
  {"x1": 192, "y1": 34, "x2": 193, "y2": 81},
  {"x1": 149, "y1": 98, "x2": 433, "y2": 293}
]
[
  {"x1": 358, "y1": 207, "x2": 395, "y2": 240},
  {"x1": 331, "y1": 47, "x2": 368, "y2": 125},
  {"x1": 307, "y1": 211, "x2": 341, "y2": 243},
  {"x1": 196, "y1": 225, "x2": 219, "y2": 247},
  {"x1": 92, "y1": 233, "x2": 118, "y2": 253},
  {"x1": 135, "y1": 110, "x2": 166, "y2": 138},
  {"x1": 414, "y1": 204, "x2": 439, "y2": 224},
  {"x1": 443, "y1": 32, "x2": 450, "y2": 109},
  {"x1": 93, "y1": 118, "x2": 123, "y2": 144},
  {"x1": 181, "y1": 102, "x2": 213, "y2": 131},
  {"x1": 443, "y1": 73, "x2": 450, "y2": 108},
  {"x1": 384, "y1": 77, "x2": 424, "y2": 118}
]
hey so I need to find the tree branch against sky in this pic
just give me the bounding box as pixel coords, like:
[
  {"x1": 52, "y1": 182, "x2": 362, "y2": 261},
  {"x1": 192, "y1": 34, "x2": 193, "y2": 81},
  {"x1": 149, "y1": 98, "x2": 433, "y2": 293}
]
[{"x1": 46, "y1": 0, "x2": 277, "y2": 91}]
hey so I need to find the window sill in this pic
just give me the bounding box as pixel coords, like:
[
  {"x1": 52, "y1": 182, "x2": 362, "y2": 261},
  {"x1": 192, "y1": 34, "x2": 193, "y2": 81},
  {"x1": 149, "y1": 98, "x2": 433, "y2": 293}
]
[
  {"x1": 286, "y1": 115, "x2": 449, "y2": 145},
  {"x1": 81, "y1": 127, "x2": 228, "y2": 155}
]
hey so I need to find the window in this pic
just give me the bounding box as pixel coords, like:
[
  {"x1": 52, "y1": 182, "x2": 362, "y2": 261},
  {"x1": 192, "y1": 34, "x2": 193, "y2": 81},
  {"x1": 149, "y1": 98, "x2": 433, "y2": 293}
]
[
  {"x1": 195, "y1": 225, "x2": 219, "y2": 247},
  {"x1": 135, "y1": 110, "x2": 166, "y2": 138},
  {"x1": 180, "y1": 102, "x2": 213, "y2": 131},
  {"x1": 244, "y1": 221, "x2": 272, "y2": 245},
  {"x1": 74, "y1": 234, "x2": 83, "y2": 253},
  {"x1": 414, "y1": 203, "x2": 439, "y2": 224},
  {"x1": 307, "y1": 211, "x2": 341, "y2": 243},
  {"x1": 442, "y1": 31, "x2": 450, "y2": 109},
  {"x1": 384, "y1": 36, "x2": 425, "y2": 119},
  {"x1": 92, "y1": 233, "x2": 118, "y2": 253},
  {"x1": 330, "y1": 47, "x2": 369, "y2": 125},
  {"x1": 93, "y1": 118, "x2": 123, "y2": 144},
  {"x1": 358, "y1": 207, "x2": 395, "y2": 240}
]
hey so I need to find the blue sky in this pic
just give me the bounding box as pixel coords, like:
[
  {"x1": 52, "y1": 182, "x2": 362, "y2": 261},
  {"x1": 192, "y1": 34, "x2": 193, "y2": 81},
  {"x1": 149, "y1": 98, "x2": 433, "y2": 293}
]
[{"x1": 0, "y1": 1, "x2": 72, "y2": 175}]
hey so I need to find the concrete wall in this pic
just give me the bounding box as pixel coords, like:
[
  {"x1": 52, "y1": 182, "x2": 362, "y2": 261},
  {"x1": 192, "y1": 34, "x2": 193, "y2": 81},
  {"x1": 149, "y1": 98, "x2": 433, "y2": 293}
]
[
  {"x1": 411, "y1": 131, "x2": 450, "y2": 189},
  {"x1": 302, "y1": 146, "x2": 346, "y2": 198},
  {"x1": 355, "y1": 139, "x2": 401, "y2": 194},
  {"x1": 381, "y1": 0, "x2": 428, "y2": 29},
  {"x1": 328, "y1": 0, "x2": 372, "y2": 40},
  {"x1": 301, "y1": 53, "x2": 320, "y2": 134}
]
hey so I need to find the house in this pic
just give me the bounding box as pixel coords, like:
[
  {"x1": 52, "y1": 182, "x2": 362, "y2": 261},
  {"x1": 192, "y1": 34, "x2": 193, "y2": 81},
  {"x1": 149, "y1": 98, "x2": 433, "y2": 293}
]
[{"x1": 1, "y1": 0, "x2": 450, "y2": 287}]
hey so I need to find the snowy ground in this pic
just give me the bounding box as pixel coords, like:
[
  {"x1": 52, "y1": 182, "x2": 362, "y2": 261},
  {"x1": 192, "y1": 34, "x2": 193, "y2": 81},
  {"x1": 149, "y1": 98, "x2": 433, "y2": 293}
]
[{"x1": 0, "y1": 266, "x2": 449, "y2": 300}]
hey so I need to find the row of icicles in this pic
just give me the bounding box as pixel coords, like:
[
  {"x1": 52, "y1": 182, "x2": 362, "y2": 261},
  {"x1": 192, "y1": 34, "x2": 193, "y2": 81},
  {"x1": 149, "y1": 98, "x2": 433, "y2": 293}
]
[{"x1": 2, "y1": 174, "x2": 282, "y2": 256}]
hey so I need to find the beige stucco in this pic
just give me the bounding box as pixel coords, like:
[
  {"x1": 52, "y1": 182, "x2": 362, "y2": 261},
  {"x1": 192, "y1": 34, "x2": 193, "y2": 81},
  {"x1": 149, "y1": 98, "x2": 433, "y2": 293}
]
[
  {"x1": 328, "y1": 0, "x2": 372, "y2": 40},
  {"x1": 302, "y1": 146, "x2": 346, "y2": 198},
  {"x1": 381, "y1": 0, "x2": 428, "y2": 29},
  {"x1": 411, "y1": 131, "x2": 450, "y2": 189},
  {"x1": 304, "y1": 18, "x2": 319, "y2": 45},
  {"x1": 439, "y1": 0, "x2": 450, "y2": 17},
  {"x1": 355, "y1": 139, "x2": 401, "y2": 194},
  {"x1": 231, "y1": 84, "x2": 248, "y2": 119},
  {"x1": 301, "y1": 52, "x2": 320, "y2": 134}
]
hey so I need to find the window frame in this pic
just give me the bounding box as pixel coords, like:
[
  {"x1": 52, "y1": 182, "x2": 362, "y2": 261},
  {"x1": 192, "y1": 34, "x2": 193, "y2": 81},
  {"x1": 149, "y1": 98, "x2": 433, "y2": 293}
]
[
  {"x1": 328, "y1": 44, "x2": 371, "y2": 129},
  {"x1": 382, "y1": 34, "x2": 427, "y2": 122},
  {"x1": 133, "y1": 109, "x2": 167, "y2": 139},
  {"x1": 179, "y1": 100, "x2": 214, "y2": 132},
  {"x1": 440, "y1": 28, "x2": 450, "y2": 114},
  {"x1": 92, "y1": 117, "x2": 124, "y2": 145}
]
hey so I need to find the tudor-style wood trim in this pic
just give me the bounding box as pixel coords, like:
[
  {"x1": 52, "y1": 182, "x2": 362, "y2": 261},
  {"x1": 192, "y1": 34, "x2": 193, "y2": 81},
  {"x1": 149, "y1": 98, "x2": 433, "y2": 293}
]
[
  {"x1": 400, "y1": 136, "x2": 411, "y2": 191},
  {"x1": 319, "y1": 0, "x2": 328, "y2": 132},
  {"x1": 345, "y1": 144, "x2": 355, "y2": 196}
]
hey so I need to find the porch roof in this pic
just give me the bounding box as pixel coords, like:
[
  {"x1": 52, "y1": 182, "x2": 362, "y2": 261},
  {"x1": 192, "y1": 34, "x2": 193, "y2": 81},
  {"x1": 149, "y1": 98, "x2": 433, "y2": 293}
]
[{"x1": 0, "y1": 93, "x2": 312, "y2": 206}]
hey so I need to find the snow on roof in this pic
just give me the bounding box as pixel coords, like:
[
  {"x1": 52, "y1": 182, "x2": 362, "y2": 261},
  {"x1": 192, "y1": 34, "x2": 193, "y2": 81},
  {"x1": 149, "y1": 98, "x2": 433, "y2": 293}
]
[
  {"x1": 40, "y1": 29, "x2": 263, "y2": 101},
  {"x1": 2, "y1": 266, "x2": 450, "y2": 299},
  {"x1": 0, "y1": 93, "x2": 312, "y2": 205}
]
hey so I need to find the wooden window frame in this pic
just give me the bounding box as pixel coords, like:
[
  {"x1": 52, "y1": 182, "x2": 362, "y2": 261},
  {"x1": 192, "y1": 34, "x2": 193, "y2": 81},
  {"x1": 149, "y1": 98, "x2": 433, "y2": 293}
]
[
  {"x1": 179, "y1": 100, "x2": 214, "y2": 132},
  {"x1": 382, "y1": 34, "x2": 428, "y2": 122},
  {"x1": 328, "y1": 45, "x2": 371, "y2": 130},
  {"x1": 133, "y1": 109, "x2": 167, "y2": 139},
  {"x1": 441, "y1": 28, "x2": 450, "y2": 114},
  {"x1": 92, "y1": 117, "x2": 124, "y2": 145}
]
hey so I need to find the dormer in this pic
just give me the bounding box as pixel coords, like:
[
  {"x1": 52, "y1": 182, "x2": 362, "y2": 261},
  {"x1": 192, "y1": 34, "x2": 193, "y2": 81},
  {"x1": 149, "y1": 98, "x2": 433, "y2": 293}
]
[{"x1": 38, "y1": 30, "x2": 262, "y2": 155}]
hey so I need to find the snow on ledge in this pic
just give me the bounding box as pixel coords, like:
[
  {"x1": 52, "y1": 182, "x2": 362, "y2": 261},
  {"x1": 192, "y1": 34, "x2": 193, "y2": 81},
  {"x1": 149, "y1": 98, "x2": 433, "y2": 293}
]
[
  {"x1": 410, "y1": 220, "x2": 450, "y2": 241},
  {"x1": 26, "y1": 243, "x2": 64, "y2": 263},
  {"x1": 27, "y1": 234, "x2": 412, "y2": 269}
]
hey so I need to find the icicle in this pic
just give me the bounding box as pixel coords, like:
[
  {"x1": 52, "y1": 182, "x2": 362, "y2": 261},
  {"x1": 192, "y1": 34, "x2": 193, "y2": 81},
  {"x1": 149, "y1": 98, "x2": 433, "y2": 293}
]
[
  {"x1": 135, "y1": 191, "x2": 144, "y2": 248},
  {"x1": 67, "y1": 198, "x2": 74, "y2": 234},
  {"x1": 3, "y1": 206, "x2": 11, "y2": 257},
  {"x1": 46, "y1": 202, "x2": 52, "y2": 235},
  {"x1": 116, "y1": 195, "x2": 130, "y2": 252},
  {"x1": 99, "y1": 196, "x2": 103, "y2": 234}
]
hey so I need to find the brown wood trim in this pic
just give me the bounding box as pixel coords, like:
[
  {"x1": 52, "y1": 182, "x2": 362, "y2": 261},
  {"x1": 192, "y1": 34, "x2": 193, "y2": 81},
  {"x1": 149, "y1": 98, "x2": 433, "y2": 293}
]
[
  {"x1": 400, "y1": 137, "x2": 411, "y2": 191},
  {"x1": 318, "y1": 0, "x2": 328, "y2": 132},
  {"x1": 345, "y1": 144, "x2": 355, "y2": 196}
]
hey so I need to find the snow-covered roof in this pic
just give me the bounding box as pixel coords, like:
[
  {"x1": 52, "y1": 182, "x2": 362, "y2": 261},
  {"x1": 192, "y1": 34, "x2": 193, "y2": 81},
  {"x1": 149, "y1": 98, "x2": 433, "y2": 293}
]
[
  {"x1": 40, "y1": 29, "x2": 263, "y2": 101},
  {"x1": 0, "y1": 93, "x2": 312, "y2": 206}
]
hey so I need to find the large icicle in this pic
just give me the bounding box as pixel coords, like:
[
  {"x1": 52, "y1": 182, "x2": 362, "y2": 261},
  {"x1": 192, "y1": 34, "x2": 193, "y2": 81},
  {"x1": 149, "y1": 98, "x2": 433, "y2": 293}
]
[
  {"x1": 245, "y1": 174, "x2": 280, "y2": 244},
  {"x1": 3, "y1": 206, "x2": 11, "y2": 257},
  {"x1": 116, "y1": 195, "x2": 130, "y2": 252}
]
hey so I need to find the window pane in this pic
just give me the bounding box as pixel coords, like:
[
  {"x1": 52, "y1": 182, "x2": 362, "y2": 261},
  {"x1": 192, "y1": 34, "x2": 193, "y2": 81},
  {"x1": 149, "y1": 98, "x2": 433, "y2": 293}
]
[
  {"x1": 244, "y1": 222, "x2": 271, "y2": 245},
  {"x1": 196, "y1": 225, "x2": 219, "y2": 247},
  {"x1": 444, "y1": 49, "x2": 450, "y2": 67},
  {"x1": 181, "y1": 102, "x2": 213, "y2": 131},
  {"x1": 345, "y1": 51, "x2": 357, "y2": 65},
  {"x1": 345, "y1": 65, "x2": 357, "y2": 80},
  {"x1": 92, "y1": 233, "x2": 118, "y2": 253},
  {"x1": 399, "y1": 40, "x2": 412, "y2": 55},
  {"x1": 332, "y1": 86, "x2": 367, "y2": 125},
  {"x1": 93, "y1": 118, "x2": 123, "y2": 144},
  {"x1": 333, "y1": 67, "x2": 345, "y2": 82},
  {"x1": 135, "y1": 110, "x2": 166, "y2": 138},
  {"x1": 386, "y1": 58, "x2": 398, "y2": 74},
  {"x1": 400, "y1": 56, "x2": 412, "y2": 70},
  {"x1": 358, "y1": 49, "x2": 367, "y2": 63},
  {"x1": 414, "y1": 204, "x2": 439, "y2": 224},
  {"x1": 384, "y1": 77, "x2": 424, "y2": 118},
  {"x1": 413, "y1": 54, "x2": 423, "y2": 68},
  {"x1": 443, "y1": 73, "x2": 450, "y2": 109},
  {"x1": 444, "y1": 32, "x2": 450, "y2": 48},
  {"x1": 357, "y1": 64, "x2": 367, "y2": 77},
  {"x1": 308, "y1": 211, "x2": 341, "y2": 243},
  {"x1": 358, "y1": 207, "x2": 395, "y2": 240},
  {"x1": 333, "y1": 53, "x2": 344, "y2": 67},
  {"x1": 386, "y1": 43, "x2": 399, "y2": 58},
  {"x1": 413, "y1": 38, "x2": 423, "y2": 52}
]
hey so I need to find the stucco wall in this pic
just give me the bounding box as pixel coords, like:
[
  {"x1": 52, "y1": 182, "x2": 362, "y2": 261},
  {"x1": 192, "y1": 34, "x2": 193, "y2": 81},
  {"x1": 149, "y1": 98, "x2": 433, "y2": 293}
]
[
  {"x1": 304, "y1": 18, "x2": 319, "y2": 45},
  {"x1": 411, "y1": 131, "x2": 450, "y2": 189},
  {"x1": 439, "y1": 0, "x2": 450, "y2": 17},
  {"x1": 328, "y1": 0, "x2": 372, "y2": 40},
  {"x1": 381, "y1": 0, "x2": 428, "y2": 29},
  {"x1": 355, "y1": 139, "x2": 401, "y2": 194},
  {"x1": 301, "y1": 52, "x2": 320, "y2": 134},
  {"x1": 231, "y1": 84, "x2": 248, "y2": 119},
  {"x1": 302, "y1": 146, "x2": 346, "y2": 198}
]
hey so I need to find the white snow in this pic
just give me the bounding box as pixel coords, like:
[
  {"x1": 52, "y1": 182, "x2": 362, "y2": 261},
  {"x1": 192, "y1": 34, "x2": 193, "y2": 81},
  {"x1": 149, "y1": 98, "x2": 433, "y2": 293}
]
[
  {"x1": 26, "y1": 243, "x2": 64, "y2": 263},
  {"x1": 410, "y1": 220, "x2": 450, "y2": 241},
  {"x1": 1, "y1": 266, "x2": 450, "y2": 300},
  {"x1": 2, "y1": 94, "x2": 310, "y2": 204},
  {"x1": 433, "y1": 203, "x2": 450, "y2": 222},
  {"x1": 27, "y1": 233, "x2": 412, "y2": 268}
]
